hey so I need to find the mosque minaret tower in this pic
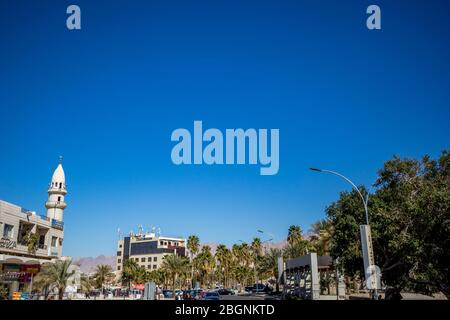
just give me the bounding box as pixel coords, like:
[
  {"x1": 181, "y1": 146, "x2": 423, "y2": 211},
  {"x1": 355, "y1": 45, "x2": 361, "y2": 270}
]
[{"x1": 45, "y1": 156, "x2": 67, "y2": 221}]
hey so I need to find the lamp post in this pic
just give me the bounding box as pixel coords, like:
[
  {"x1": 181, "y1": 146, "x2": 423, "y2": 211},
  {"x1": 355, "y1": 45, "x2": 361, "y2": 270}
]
[{"x1": 309, "y1": 168, "x2": 379, "y2": 300}]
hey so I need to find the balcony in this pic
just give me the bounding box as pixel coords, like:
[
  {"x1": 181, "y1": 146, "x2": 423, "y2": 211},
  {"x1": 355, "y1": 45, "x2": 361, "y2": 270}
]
[{"x1": 51, "y1": 219, "x2": 64, "y2": 230}]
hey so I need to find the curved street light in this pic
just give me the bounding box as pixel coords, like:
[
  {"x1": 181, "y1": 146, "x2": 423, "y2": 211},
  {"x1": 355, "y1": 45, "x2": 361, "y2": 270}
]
[
  {"x1": 309, "y1": 168, "x2": 369, "y2": 225},
  {"x1": 309, "y1": 167, "x2": 379, "y2": 299}
]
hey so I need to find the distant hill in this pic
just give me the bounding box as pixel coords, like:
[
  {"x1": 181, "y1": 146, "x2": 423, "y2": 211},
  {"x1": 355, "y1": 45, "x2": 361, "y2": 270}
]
[{"x1": 72, "y1": 255, "x2": 116, "y2": 274}]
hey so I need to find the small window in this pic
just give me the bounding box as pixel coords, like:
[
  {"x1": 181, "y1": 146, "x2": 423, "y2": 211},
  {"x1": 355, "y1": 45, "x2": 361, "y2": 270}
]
[
  {"x1": 147, "y1": 265, "x2": 151, "y2": 269},
  {"x1": 58, "y1": 196, "x2": 61, "y2": 202},
  {"x1": 153, "y1": 257, "x2": 157, "y2": 262},
  {"x1": 51, "y1": 236, "x2": 57, "y2": 247},
  {"x1": 153, "y1": 265, "x2": 157, "y2": 269},
  {"x1": 117, "y1": 259, "x2": 122, "y2": 263},
  {"x1": 147, "y1": 257, "x2": 151, "y2": 262},
  {"x1": 117, "y1": 266, "x2": 121, "y2": 271},
  {"x1": 141, "y1": 258, "x2": 145, "y2": 262},
  {"x1": 3, "y1": 224, "x2": 14, "y2": 238}
]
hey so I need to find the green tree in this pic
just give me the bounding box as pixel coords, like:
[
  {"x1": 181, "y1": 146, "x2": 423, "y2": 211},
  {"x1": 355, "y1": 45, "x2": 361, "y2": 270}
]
[
  {"x1": 215, "y1": 244, "x2": 233, "y2": 288},
  {"x1": 122, "y1": 259, "x2": 146, "y2": 287},
  {"x1": 93, "y1": 264, "x2": 115, "y2": 289},
  {"x1": 187, "y1": 235, "x2": 200, "y2": 287},
  {"x1": 24, "y1": 231, "x2": 40, "y2": 256},
  {"x1": 327, "y1": 151, "x2": 450, "y2": 298},
  {"x1": 287, "y1": 225, "x2": 302, "y2": 245},
  {"x1": 33, "y1": 259, "x2": 75, "y2": 300},
  {"x1": 258, "y1": 248, "x2": 282, "y2": 292},
  {"x1": 80, "y1": 274, "x2": 94, "y2": 293},
  {"x1": 193, "y1": 245, "x2": 215, "y2": 287},
  {"x1": 250, "y1": 238, "x2": 263, "y2": 284},
  {"x1": 161, "y1": 254, "x2": 190, "y2": 290}
]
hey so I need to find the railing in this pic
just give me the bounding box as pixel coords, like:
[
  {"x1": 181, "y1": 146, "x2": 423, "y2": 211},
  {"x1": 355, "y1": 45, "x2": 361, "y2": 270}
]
[{"x1": 51, "y1": 219, "x2": 64, "y2": 230}]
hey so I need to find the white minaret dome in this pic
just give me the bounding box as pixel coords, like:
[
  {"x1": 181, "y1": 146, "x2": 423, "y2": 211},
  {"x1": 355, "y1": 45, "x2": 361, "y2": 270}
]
[
  {"x1": 51, "y1": 163, "x2": 66, "y2": 185},
  {"x1": 46, "y1": 156, "x2": 67, "y2": 221}
]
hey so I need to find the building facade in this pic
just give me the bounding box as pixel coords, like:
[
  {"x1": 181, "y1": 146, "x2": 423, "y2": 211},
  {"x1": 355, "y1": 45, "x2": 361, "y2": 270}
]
[
  {"x1": 0, "y1": 159, "x2": 67, "y2": 296},
  {"x1": 116, "y1": 230, "x2": 186, "y2": 273}
]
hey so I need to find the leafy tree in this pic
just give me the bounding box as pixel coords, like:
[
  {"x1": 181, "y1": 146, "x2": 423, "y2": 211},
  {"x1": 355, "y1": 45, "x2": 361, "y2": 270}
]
[
  {"x1": 193, "y1": 245, "x2": 215, "y2": 287},
  {"x1": 327, "y1": 151, "x2": 450, "y2": 298},
  {"x1": 160, "y1": 254, "x2": 190, "y2": 289},
  {"x1": 121, "y1": 259, "x2": 146, "y2": 287},
  {"x1": 93, "y1": 264, "x2": 115, "y2": 289},
  {"x1": 34, "y1": 259, "x2": 75, "y2": 300},
  {"x1": 258, "y1": 248, "x2": 282, "y2": 292},
  {"x1": 24, "y1": 231, "x2": 40, "y2": 255},
  {"x1": 215, "y1": 244, "x2": 233, "y2": 288},
  {"x1": 287, "y1": 225, "x2": 302, "y2": 245},
  {"x1": 187, "y1": 235, "x2": 200, "y2": 287},
  {"x1": 80, "y1": 274, "x2": 94, "y2": 293}
]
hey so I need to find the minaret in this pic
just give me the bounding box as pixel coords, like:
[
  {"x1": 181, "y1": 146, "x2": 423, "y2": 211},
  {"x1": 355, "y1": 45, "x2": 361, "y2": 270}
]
[{"x1": 45, "y1": 156, "x2": 67, "y2": 221}]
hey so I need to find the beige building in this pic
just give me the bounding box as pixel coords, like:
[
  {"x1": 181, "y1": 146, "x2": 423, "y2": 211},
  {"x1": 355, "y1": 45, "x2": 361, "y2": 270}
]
[
  {"x1": 117, "y1": 229, "x2": 186, "y2": 273},
  {"x1": 0, "y1": 159, "x2": 67, "y2": 295}
]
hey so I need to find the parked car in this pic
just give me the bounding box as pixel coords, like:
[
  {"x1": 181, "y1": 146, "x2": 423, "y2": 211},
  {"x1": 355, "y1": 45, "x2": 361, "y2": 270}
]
[
  {"x1": 218, "y1": 288, "x2": 234, "y2": 295},
  {"x1": 162, "y1": 289, "x2": 173, "y2": 298},
  {"x1": 192, "y1": 289, "x2": 205, "y2": 300},
  {"x1": 203, "y1": 291, "x2": 220, "y2": 301},
  {"x1": 245, "y1": 284, "x2": 273, "y2": 293}
]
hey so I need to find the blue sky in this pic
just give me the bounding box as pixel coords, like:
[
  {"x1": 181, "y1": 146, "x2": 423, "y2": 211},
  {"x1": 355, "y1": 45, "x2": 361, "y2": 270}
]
[{"x1": 0, "y1": 0, "x2": 449, "y2": 257}]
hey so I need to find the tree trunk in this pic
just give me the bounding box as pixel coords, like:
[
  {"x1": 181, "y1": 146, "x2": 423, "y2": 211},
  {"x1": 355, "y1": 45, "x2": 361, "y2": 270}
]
[{"x1": 58, "y1": 287, "x2": 64, "y2": 300}]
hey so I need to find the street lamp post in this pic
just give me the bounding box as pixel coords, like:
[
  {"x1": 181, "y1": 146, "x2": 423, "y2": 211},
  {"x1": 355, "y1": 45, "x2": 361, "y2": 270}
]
[{"x1": 309, "y1": 168, "x2": 379, "y2": 300}]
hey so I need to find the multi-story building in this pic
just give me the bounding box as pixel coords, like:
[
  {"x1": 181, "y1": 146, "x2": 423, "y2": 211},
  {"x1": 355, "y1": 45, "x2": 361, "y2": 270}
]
[
  {"x1": 0, "y1": 159, "x2": 67, "y2": 295},
  {"x1": 116, "y1": 229, "x2": 186, "y2": 273}
]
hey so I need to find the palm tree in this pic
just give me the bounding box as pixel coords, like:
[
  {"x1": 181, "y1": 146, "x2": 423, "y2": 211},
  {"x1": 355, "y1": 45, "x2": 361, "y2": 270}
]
[
  {"x1": 187, "y1": 235, "x2": 200, "y2": 287},
  {"x1": 94, "y1": 264, "x2": 115, "y2": 290},
  {"x1": 80, "y1": 274, "x2": 93, "y2": 294},
  {"x1": 122, "y1": 258, "x2": 146, "y2": 288},
  {"x1": 161, "y1": 254, "x2": 190, "y2": 289},
  {"x1": 309, "y1": 219, "x2": 333, "y2": 255},
  {"x1": 287, "y1": 225, "x2": 303, "y2": 245},
  {"x1": 34, "y1": 259, "x2": 75, "y2": 300},
  {"x1": 194, "y1": 245, "x2": 215, "y2": 288},
  {"x1": 251, "y1": 238, "x2": 262, "y2": 286},
  {"x1": 24, "y1": 230, "x2": 40, "y2": 256},
  {"x1": 215, "y1": 244, "x2": 232, "y2": 288},
  {"x1": 258, "y1": 249, "x2": 282, "y2": 292}
]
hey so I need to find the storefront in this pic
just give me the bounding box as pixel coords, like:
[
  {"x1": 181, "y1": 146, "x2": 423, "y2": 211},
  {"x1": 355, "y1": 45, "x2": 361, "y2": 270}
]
[{"x1": 0, "y1": 257, "x2": 41, "y2": 299}]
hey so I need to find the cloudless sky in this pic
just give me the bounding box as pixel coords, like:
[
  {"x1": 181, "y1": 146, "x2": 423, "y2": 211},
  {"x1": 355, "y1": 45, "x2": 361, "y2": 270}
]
[{"x1": 0, "y1": 0, "x2": 449, "y2": 257}]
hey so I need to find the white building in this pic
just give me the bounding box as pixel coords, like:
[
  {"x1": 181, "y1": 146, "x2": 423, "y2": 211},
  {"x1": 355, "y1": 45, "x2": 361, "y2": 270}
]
[
  {"x1": 117, "y1": 228, "x2": 186, "y2": 273},
  {"x1": 0, "y1": 159, "x2": 68, "y2": 295}
]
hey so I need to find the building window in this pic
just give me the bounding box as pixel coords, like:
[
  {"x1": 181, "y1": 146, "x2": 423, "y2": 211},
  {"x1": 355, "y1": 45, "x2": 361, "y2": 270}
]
[
  {"x1": 141, "y1": 258, "x2": 145, "y2": 262},
  {"x1": 147, "y1": 265, "x2": 151, "y2": 269},
  {"x1": 119, "y1": 244, "x2": 122, "y2": 248},
  {"x1": 153, "y1": 265, "x2": 157, "y2": 269},
  {"x1": 117, "y1": 266, "x2": 121, "y2": 271},
  {"x1": 118, "y1": 259, "x2": 122, "y2": 263},
  {"x1": 160, "y1": 241, "x2": 163, "y2": 245},
  {"x1": 58, "y1": 196, "x2": 61, "y2": 202},
  {"x1": 147, "y1": 257, "x2": 151, "y2": 262},
  {"x1": 153, "y1": 257, "x2": 157, "y2": 262},
  {"x1": 3, "y1": 224, "x2": 14, "y2": 239},
  {"x1": 117, "y1": 251, "x2": 122, "y2": 256},
  {"x1": 51, "y1": 236, "x2": 57, "y2": 247}
]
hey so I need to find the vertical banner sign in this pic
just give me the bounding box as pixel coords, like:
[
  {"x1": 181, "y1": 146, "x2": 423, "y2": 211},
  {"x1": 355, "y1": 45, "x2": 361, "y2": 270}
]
[
  {"x1": 360, "y1": 224, "x2": 379, "y2": 290},
  {"x1": 277, "y1": 256, "x2": 284, "y2": 284}
]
